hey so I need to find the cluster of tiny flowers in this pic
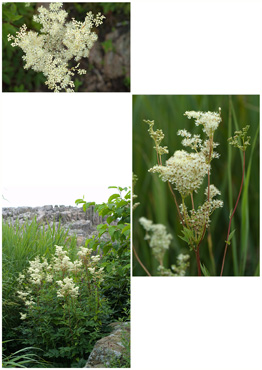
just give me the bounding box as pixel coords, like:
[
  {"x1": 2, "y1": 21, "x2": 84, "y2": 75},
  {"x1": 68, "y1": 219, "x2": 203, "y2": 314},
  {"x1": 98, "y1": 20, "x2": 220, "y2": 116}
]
[
  {"x1": 57, "y1": 277, "x2": 79, "y2": 298},
  {"x1": 147, "y1": 110, "x2": 222, "y2": 198},
  {"x1": 184, "y1": 109, "x2": 222, "y2": 137},
  {"x1": 149, "y1": 150, "x2": 210, "y2": 198},
  {"x1": 7, "y1": 3, "x2": 105, "y2": 92},
  {"x1": 157, "y1": 254, "x2": 190, "y2": 276},
  {"x1": 17, "y1": 245, "x2": 105, "y2": 318},
  {"x1": 139, "y1": 217, "x2": 173, "y2": 264},
  {"x1": 228, "y1": 125, "x2": 251, "y2": 151},
  {"x1": 180, "y1": 185, "x2": 223, "y2": 240},
  {"x1": 27, "y1": 256, "x2": 52, "y2": 285},
  {"x1": 143, "y1": 119, "x2": 169, "y2": 156},
  {"x1": 77, "y1": 247, "x2": 104, "y2": 282}
]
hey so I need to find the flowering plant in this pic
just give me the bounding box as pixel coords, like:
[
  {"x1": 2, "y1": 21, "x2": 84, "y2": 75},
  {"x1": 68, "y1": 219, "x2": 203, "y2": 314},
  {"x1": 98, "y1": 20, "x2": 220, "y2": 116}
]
[
  {"x1": 134, "y1": 107, "x2": 252, "y2": 276},
  {"x1": 7, "y1": 3, "x2": 105, "y2": 92},
  {"x1": 17, "y1": 245, "x2": 111, "y2": 365}
]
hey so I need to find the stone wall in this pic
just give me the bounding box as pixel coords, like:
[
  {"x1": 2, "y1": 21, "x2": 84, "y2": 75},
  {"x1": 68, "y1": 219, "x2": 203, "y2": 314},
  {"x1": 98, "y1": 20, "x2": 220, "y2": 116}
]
[{"x1": 2, "y1": 205, "x2": 108, "y2": 245}]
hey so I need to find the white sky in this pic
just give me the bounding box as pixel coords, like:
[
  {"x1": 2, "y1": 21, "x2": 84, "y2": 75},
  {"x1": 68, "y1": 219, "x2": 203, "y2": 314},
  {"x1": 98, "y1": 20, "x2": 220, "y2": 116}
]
[{"x1": 1, "y1": 93, "x2": 131, "y2": 207}]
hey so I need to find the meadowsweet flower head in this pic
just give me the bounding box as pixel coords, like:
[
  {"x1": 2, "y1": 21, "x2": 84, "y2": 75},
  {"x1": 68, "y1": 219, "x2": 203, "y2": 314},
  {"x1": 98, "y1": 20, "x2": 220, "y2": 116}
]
[
  {"x1": 149, "y1": 150, "x2": 210, "y2": 197},
  {"x1": 7, "y1": 3, "x2": 105, "y2": 92},
  {"x1": 57, "y1": 277, "x2": 79, "y2": 298},
  {"x1": 139, "y1": 217, "x2": 172, "y2": 264},
  {"x1": 53, "y1": 245, "x2": 74, "y2": 272},
  {"x1": 171, "y1": 254, "x2": 190, "y2": 276},
  {"x1": 27, "y1": 256, "x2": 50, "y2": 285},
  {"x1": 228, "y1": 125, "x2": 251, "y2": 151},
  {"x1": 204, "y1": 184, "x2": 221, "y2": 199},
  {"x1": 143, "y1": 119, "x2": 169, "y2": 156},
  {"x1": 184, "y1": 108, "x2": 222, "y2": 137},
  {"x1": 77, "y1": 246, "x2": 92, "y2": 266}
]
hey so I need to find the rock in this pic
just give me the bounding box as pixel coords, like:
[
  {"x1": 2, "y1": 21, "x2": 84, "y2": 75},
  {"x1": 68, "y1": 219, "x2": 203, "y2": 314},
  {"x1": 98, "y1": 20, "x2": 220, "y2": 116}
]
[
  {"x1": 104, "y1": 28, "x2": 130, "y2": 80},
  {"x1": 2, "y1": 205, "x2": 110, "y2": 243},
  {"x1": 85, "y1": 322, "x2": 130, "y2": 368}
]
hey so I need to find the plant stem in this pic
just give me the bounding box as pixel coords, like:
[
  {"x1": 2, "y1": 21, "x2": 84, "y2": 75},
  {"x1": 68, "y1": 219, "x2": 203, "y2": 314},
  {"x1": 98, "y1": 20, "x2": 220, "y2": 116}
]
[
  {"x1": 195, "y1": 248, "x2": 201, "y2": 276},
  {"x1": 220, "y1": 151, "x2": 245, "y2": 276},
  {"x1": 190, "y1": 192, "x2": 195, "y2": 210},
  {"x1": 167, "y1": 182, "x2": 184, "y2": 225},
  {"x1": 132, "y1": 244, "x2": 151, "y2": 276},
  {"x1": 157, "y1": 150, "x2": 184, "y2": 225}
]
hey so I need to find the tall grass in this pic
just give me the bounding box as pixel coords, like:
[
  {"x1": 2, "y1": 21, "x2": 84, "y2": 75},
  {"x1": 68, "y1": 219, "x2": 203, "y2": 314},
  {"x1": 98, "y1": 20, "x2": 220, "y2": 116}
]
[
  {"x1": 133, "y1": 95, "x2": 259, "y2": 276},
  {"x1": 2, "y1": 217, "x2": 78, "y2": 351}
]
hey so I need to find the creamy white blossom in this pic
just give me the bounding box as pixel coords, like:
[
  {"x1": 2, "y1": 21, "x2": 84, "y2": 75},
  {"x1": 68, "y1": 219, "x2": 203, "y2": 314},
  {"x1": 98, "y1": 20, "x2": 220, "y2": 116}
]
[
  {"x1": 20, "y1": 312, "x2": 27, "y2": 320},
  {"x1": 149, "y1": 150, "x2": 210, "y2": 197},
  {"x1": 184, "y1": 109, "x2": 222, "y2": 137},
  {"x1": 139, "y1": 217, "x2": 172, "y2": 264},
  {"x1": 57, "y1": 277, "x2": 79, "y2": 298},
  {"x1": 7, "y1": 3, "x2": 105, "y2": 92}
]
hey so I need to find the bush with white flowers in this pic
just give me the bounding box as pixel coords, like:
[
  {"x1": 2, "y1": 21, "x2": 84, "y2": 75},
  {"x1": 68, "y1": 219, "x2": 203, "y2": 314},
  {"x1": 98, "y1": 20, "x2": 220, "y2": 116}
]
[{"x1": 17, "y1": 245, "x2": 111, "y2": 365}]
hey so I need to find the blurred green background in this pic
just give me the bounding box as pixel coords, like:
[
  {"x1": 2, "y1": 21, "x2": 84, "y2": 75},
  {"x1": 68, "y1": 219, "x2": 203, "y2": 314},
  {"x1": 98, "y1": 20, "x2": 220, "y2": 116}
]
[
  {"x1": 133, "y1": 95, "x2": 259, "y2": 276},
  {"x1": 2, "y1": 2, "x2": 130, "y2": 92}
]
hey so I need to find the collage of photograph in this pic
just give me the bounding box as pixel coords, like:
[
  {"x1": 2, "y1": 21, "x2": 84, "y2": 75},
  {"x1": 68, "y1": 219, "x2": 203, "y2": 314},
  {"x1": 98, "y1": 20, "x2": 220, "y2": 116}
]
[{"x1": 1, "y1": 1, "x2": 261, "y2": 370}]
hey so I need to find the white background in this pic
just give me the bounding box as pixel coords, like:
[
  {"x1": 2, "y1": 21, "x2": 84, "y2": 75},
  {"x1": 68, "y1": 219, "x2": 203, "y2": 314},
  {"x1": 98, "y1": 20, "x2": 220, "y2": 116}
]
[
  {"x1": 1, "y1": 93, "x2": 132, "y2": 206},
  {"x1": 1, "y1": 1, "x2": 262, "y2": 370}
]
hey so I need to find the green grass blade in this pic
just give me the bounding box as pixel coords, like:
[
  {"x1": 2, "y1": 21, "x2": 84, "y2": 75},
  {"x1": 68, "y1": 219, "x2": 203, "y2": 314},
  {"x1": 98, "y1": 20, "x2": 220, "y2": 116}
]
[
  {"x1": 228, "y1": 97, "x2": 239, "y2": 275},
  {"x1": 240, "y1": 124, "x2": 259, "y2": 275}
]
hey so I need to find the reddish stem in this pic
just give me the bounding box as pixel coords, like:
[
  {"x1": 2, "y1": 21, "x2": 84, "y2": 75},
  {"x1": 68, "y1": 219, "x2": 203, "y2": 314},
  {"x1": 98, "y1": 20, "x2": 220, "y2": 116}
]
[
  {"x1": 132, "y1": 244, "x2": 151, "y2": 276},
  {"x1": 195, "y1": 249, "x2": 202, "y2": 276},
  {"x1": 220, "y1": 151, "x2": 245, "y2": 276}
]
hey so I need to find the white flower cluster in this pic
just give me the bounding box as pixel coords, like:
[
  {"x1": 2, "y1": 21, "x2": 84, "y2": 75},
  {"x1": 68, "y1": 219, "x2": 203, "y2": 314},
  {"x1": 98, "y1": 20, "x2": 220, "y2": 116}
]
[
  {"x1": 184, "y1": 109, "x2": 222, "y2": 137},
  {"x1": 7, "y1": 3, "x2": 105, "y2": 92},
  {"x1": 57, "y1": 277, "x2": 79, "y2": 298},
  {"x1": 148, "y1": 109, "x2": 222, "y2": 198},
  {"x1": 17, "y1": 244, "x2": 105, "y2": 317},
  {"x1": 139, "y1": 217, "x2": 173, "y2": 264},
  {"x1": 27, "y1": 256, "x2": 53, "y2": 285},
  {"x1": 180, "y1": 185, "x2": 223, "y2": 238},
  {"x1": 150, "y1": 150, "x2": 210, "y2": 197},
  {"x1": 144, "y1": 119, "x2": 169, "y2": 156},
  {"x1": 157, "y1": 253, "x2": 190, "y2": 276}
]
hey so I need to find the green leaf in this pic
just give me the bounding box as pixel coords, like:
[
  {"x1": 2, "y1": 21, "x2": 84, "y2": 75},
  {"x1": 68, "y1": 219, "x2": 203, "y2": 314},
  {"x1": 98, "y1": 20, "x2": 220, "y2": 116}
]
[
  {"x1": 228, "y1": 229, "x2": 236, "y2": 243},
  {"x1": 200, "y1": 263, "x2": 210, "y2": 276},
  {"x1": 108, "y1": 193, "x2": 120, "y2": 202}
]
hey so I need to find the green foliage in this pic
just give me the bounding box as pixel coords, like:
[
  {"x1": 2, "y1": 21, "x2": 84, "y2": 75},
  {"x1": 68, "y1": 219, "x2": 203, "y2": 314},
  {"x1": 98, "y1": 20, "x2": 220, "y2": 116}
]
[
  {"x1": 200, "y1": 263, "x2": 211, "y2": 277},
  {"x1": 76, "y1": 186, "x2": 130, "y2": 257},
  {"x1": 2, "y1": 344, "x2": 49, "y2": 368},
  {"x1": 102, "y1": 250, "x2": 130, "y2": 321},
  {"x1": 15, "y1": 245, "x2": 112, "y2": 366},
  {"x1": 133, "y1": 95, "x2": 259, "y2": 276},
  {"x1": 101, "y1": 39, "x2": 114, "y2": 53},
  {"x1": 76, "y1": 186, "x2": 130, "y2": 322},
  {"x1": 2, "y1": 2, "x2": 46, "y2": 92},
  {"x1": 2, "y1": 217, "x2": 78, "y2": 350}
]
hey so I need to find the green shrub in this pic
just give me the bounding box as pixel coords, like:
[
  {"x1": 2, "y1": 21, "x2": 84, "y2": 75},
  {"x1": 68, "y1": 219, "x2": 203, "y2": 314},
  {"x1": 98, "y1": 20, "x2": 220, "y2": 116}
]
[{"x1": 16, "y1": 245, "x2": 112, "y2": 366}]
